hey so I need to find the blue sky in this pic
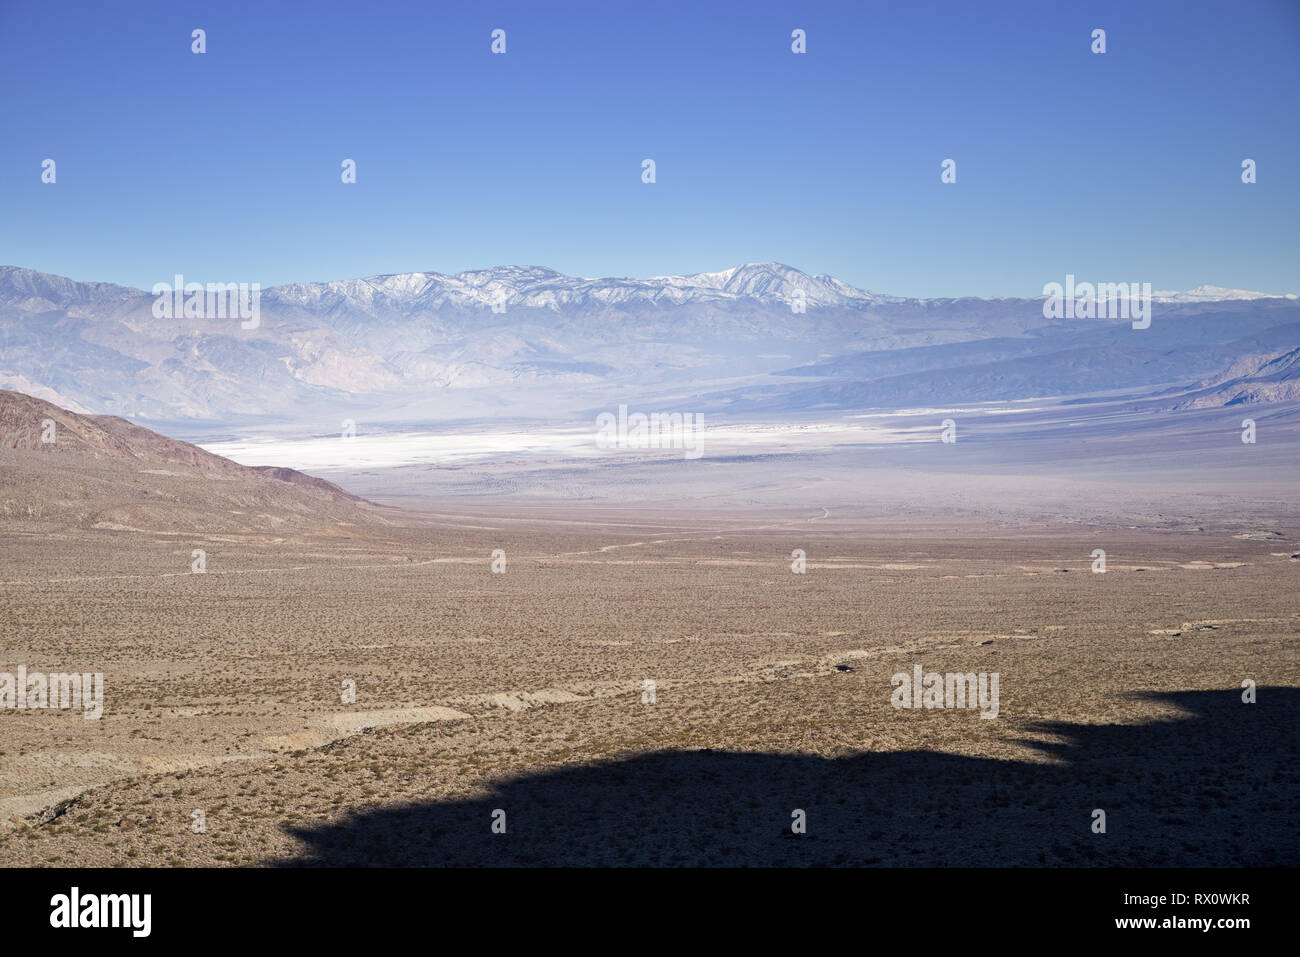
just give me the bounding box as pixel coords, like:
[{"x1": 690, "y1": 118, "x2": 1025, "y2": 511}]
[{"x1": 1, "y1": 0, "x2": 1297, "y2": 297}]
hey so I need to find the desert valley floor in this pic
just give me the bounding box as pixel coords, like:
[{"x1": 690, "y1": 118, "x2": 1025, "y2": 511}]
[{"x1": 1, "y1": 494, "x2": 1297, "y2": 866}]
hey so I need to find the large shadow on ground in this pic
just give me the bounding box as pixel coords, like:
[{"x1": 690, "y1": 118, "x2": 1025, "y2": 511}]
[{"x1": 277, "y1": 688, "x2": 1298, "y2": 866}]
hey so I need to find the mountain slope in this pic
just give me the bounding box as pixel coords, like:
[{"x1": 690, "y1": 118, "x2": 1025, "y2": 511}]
[
  {"x1": 1171, "y1": 347, "x2": 1300, "y2": 409},
  {"x1": 0, "y1": 389, "x2": 376, "y2": 532}
]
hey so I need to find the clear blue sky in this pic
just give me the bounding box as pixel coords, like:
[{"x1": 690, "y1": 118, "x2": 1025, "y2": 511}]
[{"x1": 1, "y1": 0, "x2": 1297, "y2": 297}]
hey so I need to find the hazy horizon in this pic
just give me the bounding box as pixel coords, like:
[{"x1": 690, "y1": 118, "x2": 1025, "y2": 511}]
[{"x1": 3, "y1": 0, "x2": 1298, "y2": 297}]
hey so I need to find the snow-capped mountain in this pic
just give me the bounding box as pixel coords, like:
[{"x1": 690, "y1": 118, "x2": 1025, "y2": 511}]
[
  {"x1": 1150, "y1": 285, "x2": 1299, "y2": 303},
  {"x1": 264, "y1": 262, "x2": 890, "y2": 316},
  {"x1": 0, "y1": 264, "x2": 1296, "y2": 424},
  {"x1": 2, "y1": 262, "x2": 1290, "y2": 315}
]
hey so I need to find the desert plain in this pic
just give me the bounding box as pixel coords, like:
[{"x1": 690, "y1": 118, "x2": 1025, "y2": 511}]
[{"x1": 0, "y1": 393, "x2": 1296, "y2": 867}]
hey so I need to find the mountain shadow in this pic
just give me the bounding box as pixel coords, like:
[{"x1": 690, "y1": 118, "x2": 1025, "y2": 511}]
[{"x1": 276, "y1": 687, "x2": 1298, "y2": 867}]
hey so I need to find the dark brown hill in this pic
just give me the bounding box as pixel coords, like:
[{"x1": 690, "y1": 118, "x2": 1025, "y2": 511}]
[{"x1": 0, "y1": 388, "x2": 381, "y2": 534}]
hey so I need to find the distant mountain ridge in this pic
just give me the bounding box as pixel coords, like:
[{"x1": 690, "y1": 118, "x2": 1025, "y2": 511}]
[
  {"x1": 1, "y1": 264, "x2": 1297, "y2": 424},
  {"x1": 266, "y1": 262, "x2": 899, "y2": 313},
  {"x1": 4, "y1": 263, "x2": 1291, "y2": 314}
]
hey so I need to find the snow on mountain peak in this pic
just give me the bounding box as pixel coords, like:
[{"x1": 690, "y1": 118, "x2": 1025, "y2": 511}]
[
  {"x1": 3, "y1": 265, "x2": 1295, "y2": 315},
  {"x1": 1151, "y1": 284, "x2": 1297, "y2": 302}
]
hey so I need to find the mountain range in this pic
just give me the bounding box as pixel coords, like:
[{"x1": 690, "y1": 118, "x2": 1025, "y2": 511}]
[{"x1": 1, "y1": 263, "x2": 1297, "y2": 426}]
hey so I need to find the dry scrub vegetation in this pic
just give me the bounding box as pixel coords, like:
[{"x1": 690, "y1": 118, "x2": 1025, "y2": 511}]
[{"x1": 1, "y1": 503, "x2": 1296, "y2": 866}]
